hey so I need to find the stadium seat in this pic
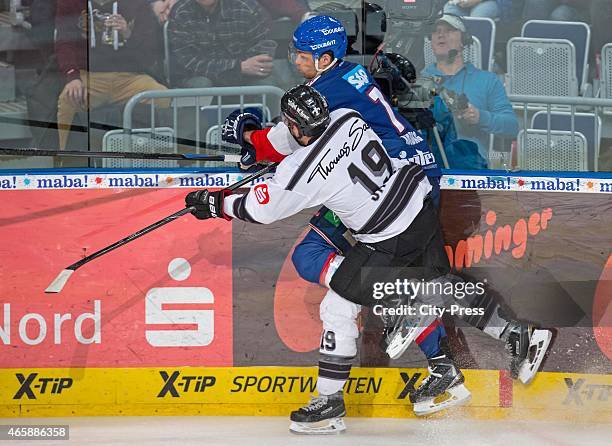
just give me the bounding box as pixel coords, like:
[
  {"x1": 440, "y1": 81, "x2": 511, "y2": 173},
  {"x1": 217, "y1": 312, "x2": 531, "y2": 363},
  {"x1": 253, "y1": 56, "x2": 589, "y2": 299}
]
[
  {"x1": 517, "y1": 129, "x2": 588, "y2": 172},
  {"x1": 522, "y1": 20, "x2": 590, "y2": 95},
  {"x1": 506, "y1": 37, "x2": 578, "y2": 97},
  {"x1": 102, "y1": 127, "x2": 178, "y2": 168},
  {"x1": 464, "y1": 17, "x2": 496, "y2": 72},
  {"x1": 531, "y1": 111, "x2": 602, "y2": 171}
]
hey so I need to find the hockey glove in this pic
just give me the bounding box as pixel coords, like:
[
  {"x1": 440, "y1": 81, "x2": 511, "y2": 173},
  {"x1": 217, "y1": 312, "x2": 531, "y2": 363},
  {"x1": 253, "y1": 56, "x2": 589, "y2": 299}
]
[
  {"x1": 185, "y1": 189, "x2": 232, "y2": 221},
  {"x1": 222, "y1": 108, "x2": 264, "y2": 172},
  {"x1": 221, "y1": 108, "x2": 263, "y2": 147},
  {"x1": 239, "y1": 144, "x2": 258, "y2": 171}
]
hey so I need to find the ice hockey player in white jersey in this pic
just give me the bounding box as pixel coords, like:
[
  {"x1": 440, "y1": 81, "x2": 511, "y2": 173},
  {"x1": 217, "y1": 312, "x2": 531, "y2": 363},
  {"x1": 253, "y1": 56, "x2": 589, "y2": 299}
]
[{"x1": 184, "y1": 85, "x2": 552, "y2": 434}]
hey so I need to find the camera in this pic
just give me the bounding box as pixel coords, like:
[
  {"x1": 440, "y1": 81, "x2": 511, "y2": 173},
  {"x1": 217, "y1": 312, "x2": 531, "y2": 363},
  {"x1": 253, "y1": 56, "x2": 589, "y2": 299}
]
[
  {"x1": 439, "y1": 89, "x2": 469, "y2": 115},
  {"x1": 383, "y1": 0, "x2": 447, "y2": 22},
  {"x1": 371, "y1": 51, "x2": 439, "y2": 129}
]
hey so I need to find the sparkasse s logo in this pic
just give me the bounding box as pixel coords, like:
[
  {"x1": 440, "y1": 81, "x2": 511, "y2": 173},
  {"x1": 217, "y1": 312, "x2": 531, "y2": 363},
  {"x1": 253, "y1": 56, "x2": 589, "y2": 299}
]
[
  {"x1": 145, "y1": 259, "x2": 215, "y2": 347},
  {"x1": 254, "y1": 184, "x2": 270, "y2": 204}
]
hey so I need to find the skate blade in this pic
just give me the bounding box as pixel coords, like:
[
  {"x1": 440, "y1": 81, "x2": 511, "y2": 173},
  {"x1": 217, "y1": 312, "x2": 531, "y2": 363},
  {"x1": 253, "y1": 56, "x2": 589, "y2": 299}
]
[
  {"x1": 386, "y1": 325, "x2": 419, "y2": 359},
  {"x1": 413, "y1": 384, "x2": 472, "y2": 416},
  {"x1": 518, "y1": 329, "x2": 552, "y2": 385},
  {"x1": 289, "y1": 418, "x2": 346, "y2": 435}
]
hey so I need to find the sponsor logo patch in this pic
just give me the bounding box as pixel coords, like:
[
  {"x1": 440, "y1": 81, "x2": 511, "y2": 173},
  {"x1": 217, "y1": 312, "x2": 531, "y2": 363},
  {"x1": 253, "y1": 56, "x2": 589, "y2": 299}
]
[
  {"x1": 343, "y1": 66, "x2": 371, "y2": 92},
  {"x1": 254, "y1": 184, "x2": 270, "y2": 204}
]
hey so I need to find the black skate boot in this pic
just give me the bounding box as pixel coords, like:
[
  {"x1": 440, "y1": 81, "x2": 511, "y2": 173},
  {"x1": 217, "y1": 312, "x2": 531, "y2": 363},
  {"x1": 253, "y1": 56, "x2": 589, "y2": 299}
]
[
  {"x1": 289, "y1": 391, "x2": 346, "y2": 435},
  {"x1": 409, "y1": 354, "x2": 471, "y2": 416},
  {"x1": 502, "y1": 321, "x2": 552, "y2": 385}
]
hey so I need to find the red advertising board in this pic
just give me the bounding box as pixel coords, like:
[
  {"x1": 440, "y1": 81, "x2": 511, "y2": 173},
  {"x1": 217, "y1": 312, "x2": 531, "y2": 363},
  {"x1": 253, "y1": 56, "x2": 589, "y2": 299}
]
[{"x1": 0, "y1": 188, "x2": 233, "y2": 368}]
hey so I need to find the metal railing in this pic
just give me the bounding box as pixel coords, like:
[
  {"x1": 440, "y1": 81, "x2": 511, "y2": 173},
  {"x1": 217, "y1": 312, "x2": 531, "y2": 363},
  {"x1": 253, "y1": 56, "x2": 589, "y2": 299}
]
[
  {"x1": 509, "y1": 94, "x2": 612, "y2": 172},
  {"x1": 121, "y1": 86, "x2": 285, "y2": 156}
]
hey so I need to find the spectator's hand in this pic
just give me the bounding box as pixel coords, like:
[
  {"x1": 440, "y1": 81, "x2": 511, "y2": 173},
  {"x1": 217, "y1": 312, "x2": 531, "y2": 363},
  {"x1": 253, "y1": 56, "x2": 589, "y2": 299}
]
[
  {"x1": 459, "y1": 104, "x2": 480, "y2": 125},
  {"x1": 63, "y1": 79, "x2": 87, "y2": 110},
  {"x1": 456, "y1": 0, "x2": 482, "y2": 7},
  {"x1": 151, "y1": 0, "x2": 171, "y2": 24},
  {"x1": 241, "y1": 55, "x2": 274, "y2": 77},
  {"x1": 106, "y1": 14, "x2": 132, "y2": 40}
]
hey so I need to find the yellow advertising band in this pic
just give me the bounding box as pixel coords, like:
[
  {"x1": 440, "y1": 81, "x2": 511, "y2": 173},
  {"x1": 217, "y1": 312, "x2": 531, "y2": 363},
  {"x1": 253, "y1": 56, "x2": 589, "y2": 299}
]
[{"x1": 0, "y1": 367, "x2": 610, "y2": 422}]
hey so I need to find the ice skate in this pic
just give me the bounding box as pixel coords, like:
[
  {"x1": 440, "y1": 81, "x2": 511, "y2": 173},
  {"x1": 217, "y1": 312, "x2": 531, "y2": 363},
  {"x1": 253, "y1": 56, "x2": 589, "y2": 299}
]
[
  {"x1": 381, "y1": 309, "x2": 424, "y2": 359},
  {"x1": 377, "y1": 292, "x2": 423, "y2": 359},
  {"x1": 410, "y1": 355, "x2": 472, "y2": 416},
  {"x1": 289, "y1": 391, "x2": 346, "y2": 435},
  {"x1": 503, "y1": 322, "x2": 552, "y2": 385}
]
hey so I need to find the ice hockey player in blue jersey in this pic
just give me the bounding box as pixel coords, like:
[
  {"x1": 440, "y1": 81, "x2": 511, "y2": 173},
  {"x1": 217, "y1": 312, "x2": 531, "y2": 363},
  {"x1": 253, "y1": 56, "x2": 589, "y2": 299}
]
[
  {"x1": 222, "y1": 15, "x2": 464, "y2": 416},
  {"x1": 294, "y1": 17, "x2": 441, "y2": 180},
  {"x1": 205, "y1": 85, "x2": 553, "y2": 433},
  {"x1": 221, "y1": 15, "x2": 553, "y2": 421}
]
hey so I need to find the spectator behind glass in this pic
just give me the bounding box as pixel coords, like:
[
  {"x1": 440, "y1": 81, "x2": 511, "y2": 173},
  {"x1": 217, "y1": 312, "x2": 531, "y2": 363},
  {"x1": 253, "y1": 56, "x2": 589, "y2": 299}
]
[
  {"x1": 590, "y1": 0, "x2": 612, "y2": 61},
  {"x1": 55, "y1": 0, "x2": 169, "y2": 151},
  {"x1": 257, "y1": 0, "x2": 310, "y2": 23},
  {"x1": 148, "y1": 0, "x2": 178, "y2": 24},
  {"x1": 522, "y1": 0, "x2": 589, "y2": 22},
  {"x1": 443, "y1": 0, "x2": 511, "y2": 19},
  {"x1": 167, "y1": 0, "x2": 295, "y2": 89},
  {"x1": 422, "y1": 15, "x2": 519, "y2": 166}
]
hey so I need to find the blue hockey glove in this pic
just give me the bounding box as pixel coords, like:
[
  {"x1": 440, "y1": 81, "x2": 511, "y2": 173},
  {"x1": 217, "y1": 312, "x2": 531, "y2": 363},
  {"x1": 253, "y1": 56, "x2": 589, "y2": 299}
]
[{"x1": 221, "y1": 108, "x2": 263, "y2": 147}]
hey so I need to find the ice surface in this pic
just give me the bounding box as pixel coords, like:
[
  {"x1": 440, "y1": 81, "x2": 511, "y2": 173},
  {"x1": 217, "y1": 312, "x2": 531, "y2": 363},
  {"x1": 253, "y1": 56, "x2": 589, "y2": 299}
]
[{"x1": 2, "y1": 416, "x2": 610, "y2": 446}]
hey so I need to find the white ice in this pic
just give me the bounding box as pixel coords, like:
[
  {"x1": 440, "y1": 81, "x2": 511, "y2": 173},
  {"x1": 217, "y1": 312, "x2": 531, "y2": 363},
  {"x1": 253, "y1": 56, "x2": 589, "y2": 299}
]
[{"x1": 2, "y1": 416, "x2": 610, "y2": 446}]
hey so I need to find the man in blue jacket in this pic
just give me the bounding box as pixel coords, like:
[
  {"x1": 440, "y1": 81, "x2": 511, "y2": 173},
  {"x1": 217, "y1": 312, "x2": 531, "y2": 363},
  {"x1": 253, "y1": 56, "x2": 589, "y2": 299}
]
[{"x1": 422, "y1": 14, "x2": 519, "y2": 166}]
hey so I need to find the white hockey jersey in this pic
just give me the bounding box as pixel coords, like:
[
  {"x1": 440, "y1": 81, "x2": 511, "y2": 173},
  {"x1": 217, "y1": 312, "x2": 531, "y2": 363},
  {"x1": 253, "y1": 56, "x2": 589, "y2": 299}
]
[{"x1": 224, "y1": 108, "x2": 433, "y2": 244}]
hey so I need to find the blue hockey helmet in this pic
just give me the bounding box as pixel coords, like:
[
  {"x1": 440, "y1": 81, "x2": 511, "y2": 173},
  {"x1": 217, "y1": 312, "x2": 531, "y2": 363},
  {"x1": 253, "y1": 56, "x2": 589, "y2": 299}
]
[{"x1": 292, "y1": 15, "x2": 348, "y2": 61}]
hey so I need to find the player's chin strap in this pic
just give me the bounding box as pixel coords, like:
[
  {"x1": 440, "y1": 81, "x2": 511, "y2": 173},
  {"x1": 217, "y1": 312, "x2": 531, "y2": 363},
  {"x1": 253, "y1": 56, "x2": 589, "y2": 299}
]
[{"x1": 310, "y1": 58, "x2": 339, "y2": 84}]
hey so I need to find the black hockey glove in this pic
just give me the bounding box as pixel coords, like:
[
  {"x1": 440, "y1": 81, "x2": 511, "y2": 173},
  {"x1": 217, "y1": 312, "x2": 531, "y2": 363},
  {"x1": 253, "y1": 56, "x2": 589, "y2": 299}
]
[{"x1": 185, "y1": 189, "x2": 232, "y2": 221}]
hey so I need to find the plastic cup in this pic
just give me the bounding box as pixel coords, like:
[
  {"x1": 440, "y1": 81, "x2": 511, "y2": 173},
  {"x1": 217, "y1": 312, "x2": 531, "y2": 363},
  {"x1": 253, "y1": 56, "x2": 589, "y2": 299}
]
[{"x1": 259, "y1": 40, "x2": 278, "y2": 59}]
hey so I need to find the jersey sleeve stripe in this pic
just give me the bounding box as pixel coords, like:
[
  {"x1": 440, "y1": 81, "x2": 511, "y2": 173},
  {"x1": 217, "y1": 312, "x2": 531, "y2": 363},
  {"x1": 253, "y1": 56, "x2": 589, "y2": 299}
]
[
  {"x1": 232, "y1": 194, "x2": 261, "y2": 224},
  {"x1": 285, "y1": 111, "x2": 361, "y2": 191},
  {"x1": 251, "y1": 128, "x2": 290, "y2": 162},
  {"x1": 355, "y1": 164, "x2": 426, "y2": 235}
]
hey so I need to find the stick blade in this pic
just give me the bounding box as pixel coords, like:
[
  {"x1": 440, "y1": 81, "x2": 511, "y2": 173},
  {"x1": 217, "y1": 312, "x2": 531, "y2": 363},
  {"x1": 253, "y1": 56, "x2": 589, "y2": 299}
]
[{"x1": 45, "y1": 269, "x2": 74, "y2": 294}]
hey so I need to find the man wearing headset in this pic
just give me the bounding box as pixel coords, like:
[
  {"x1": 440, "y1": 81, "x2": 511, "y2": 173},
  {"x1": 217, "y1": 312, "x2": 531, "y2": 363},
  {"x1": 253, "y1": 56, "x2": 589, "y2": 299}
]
[{"x1": 423, "y1": 14, "x2": 518, "y2": 165}]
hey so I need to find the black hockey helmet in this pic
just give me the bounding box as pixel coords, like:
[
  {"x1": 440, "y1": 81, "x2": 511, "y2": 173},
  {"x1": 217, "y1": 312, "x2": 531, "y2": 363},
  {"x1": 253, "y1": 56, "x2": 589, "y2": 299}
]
[{"x1": 281, "y1": 85, "x2": 331, "y2": 139}]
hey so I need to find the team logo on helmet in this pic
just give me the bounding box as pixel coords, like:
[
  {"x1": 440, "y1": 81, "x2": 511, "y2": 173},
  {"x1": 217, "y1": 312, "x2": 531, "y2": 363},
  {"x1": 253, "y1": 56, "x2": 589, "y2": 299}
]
[
  {"x1": 321, "y1": 26, "x2": 344, "y2": 36},
  {"x1": 311, "y1": 40, "x2": 336, "y2": 51}
]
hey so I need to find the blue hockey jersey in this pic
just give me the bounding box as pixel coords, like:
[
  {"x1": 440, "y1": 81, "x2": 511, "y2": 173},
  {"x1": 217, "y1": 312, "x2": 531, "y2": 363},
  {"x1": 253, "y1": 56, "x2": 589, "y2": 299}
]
[{"x1": 308, "y1": 60, "x2": 441, "y2": 178}]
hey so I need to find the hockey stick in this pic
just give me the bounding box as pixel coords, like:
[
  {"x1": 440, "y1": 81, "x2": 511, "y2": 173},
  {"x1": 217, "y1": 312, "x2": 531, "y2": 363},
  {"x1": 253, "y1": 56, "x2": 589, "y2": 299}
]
[
  {"x1": 44, "y1": 162, "x2": 278, "y2": 294},
  {"x1": 0, "y1": 147, "x2": 242, "y2": 163}
]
